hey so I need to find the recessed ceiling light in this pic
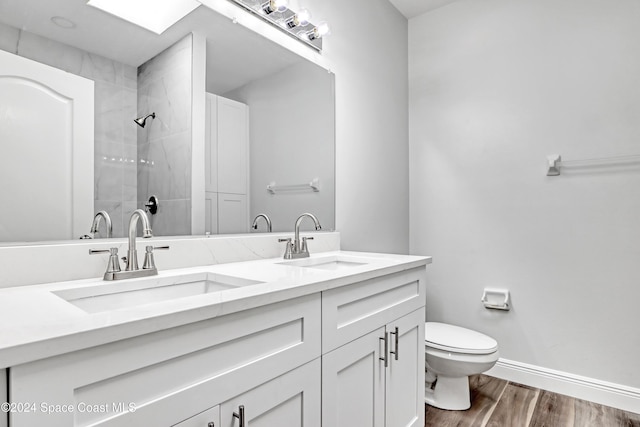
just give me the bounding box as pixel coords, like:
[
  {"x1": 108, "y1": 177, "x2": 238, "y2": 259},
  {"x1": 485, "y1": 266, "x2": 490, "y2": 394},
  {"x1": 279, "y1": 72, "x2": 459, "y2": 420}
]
[
  {"x1": 51, "y1": 16, "x2": 76, "y2": 29},
  {"x1": 87, "y1": 0, "x2": 200, "y2": 35}
]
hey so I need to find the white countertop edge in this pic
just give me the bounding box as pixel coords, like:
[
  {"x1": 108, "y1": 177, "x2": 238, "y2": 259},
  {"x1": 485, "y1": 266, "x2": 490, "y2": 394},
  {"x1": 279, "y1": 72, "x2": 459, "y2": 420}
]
[{"x1": 0, "y1": 251, "x2": 432, "y2": 368}]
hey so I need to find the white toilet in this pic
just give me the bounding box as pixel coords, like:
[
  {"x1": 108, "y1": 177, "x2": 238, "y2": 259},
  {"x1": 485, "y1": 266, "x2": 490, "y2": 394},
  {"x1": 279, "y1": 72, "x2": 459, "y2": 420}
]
[{"x1": 424, "y1": 322, "x2": 499, "y2": 410}]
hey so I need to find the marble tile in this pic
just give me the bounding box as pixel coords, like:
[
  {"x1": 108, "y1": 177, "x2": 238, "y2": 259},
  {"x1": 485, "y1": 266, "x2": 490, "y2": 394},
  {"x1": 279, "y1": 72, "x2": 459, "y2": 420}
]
[
  {"x1": 137, "y1": 67, "x2": 191, "y2": 140},
  {"x1": 94, "y1": 141, "x2": 124, "y2": 201},
  {"x1": 136, "y1": 141, "x2": 152, "y2": 201},
  {"x1": 123, "y1": 64, "x2": 138, "y2": 91},
  {"x1": 123, "y1": 88, "x2": 138, "y2": 146},
  {"x1": 94, "y1": 200, "x2": 124, "y2": 238},
  {"x1": 17, "y1": 31, "x2": 85, "y2": 76},
  {"x1": 137, "y1": 132, "x2": 191, "y2": 200},
  {"x1": 146, "y1": 199, "x2": 192, "y2": 236},
  {"x1": 137, "y1": 34, "x2": 192, "y2": 83},
  {"x1": 78, "y1": 52, "x2": 120, "y2": 84},
  {"x1": 122, "y1": 144, "x2": 137, "y2": 202},
  {"x1": 15, "y1": 30, "x2": 122, "y2": 85},
  {"x1": 94, "y1": 81, "x2": 127, "y2": 145}
]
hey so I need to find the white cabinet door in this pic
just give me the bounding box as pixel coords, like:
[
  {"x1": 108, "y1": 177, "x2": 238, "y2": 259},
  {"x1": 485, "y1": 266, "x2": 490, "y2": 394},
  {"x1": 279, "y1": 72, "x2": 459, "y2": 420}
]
[
  {"x1": 205, "y1": 93, "x2": 219, "y2": 193},
  {"x1": 218, "y1": 193, "x2": 248, "y2": 234},
  {"x1": 173, "y1": 405, "x2": 219, "y2": 427},
  {"x1": 322, "y1": 327, "x2": 386, "y2": 427},
  {"x1": 216, "y1": 97, "x2": 248, "y2": 195},
  {"x1": 205, "y1": 93, "x2": 249, "y2": 233},
  {"x1": 220, "y1": 359, "x2": 320, "y2": 427},
  {"x1": 385, "y1": 309, "x2": 425, "y2": 427},
  {"x1": 205, "y1": 191, "x2": 218, "y2": 234},
  {"x1": 321, "y1": 309, "x2": 425, "y2": 427}
]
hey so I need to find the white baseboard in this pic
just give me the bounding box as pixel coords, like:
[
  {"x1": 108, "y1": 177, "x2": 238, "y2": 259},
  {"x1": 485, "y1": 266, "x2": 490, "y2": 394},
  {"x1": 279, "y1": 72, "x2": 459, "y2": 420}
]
[{"x1": 486, "y1": 358, "x2": 640, "y2": 414}]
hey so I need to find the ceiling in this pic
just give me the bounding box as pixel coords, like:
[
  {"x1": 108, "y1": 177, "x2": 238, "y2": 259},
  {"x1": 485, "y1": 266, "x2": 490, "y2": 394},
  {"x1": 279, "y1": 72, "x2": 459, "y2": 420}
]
[
  {"x1": 0, "y1": 0, "x2": 302, "y2": 94},
  {"x1": 388, "y1": 0, "x2": 461, "y2": 19}
]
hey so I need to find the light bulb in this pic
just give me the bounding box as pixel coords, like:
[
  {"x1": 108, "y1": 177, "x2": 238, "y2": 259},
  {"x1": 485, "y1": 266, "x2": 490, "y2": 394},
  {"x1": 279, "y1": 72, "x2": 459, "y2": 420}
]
[
  {"x1": 296, "y1": 9, "x2": 311, "y2": 26},
  {"x1": 263, "y1": 0, "x2": 288, "y2": 14},
  {"x1": 285, "y1": 8, "x2": 311, "y2": 28},
  {"x1": 308, "y1": 21, "x2": 330, "y2": 40}
]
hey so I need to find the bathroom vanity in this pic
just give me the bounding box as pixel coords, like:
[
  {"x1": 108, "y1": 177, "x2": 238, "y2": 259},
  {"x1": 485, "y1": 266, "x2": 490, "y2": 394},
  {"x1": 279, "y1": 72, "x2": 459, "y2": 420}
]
[{"x1": 0, "y1": 250, "x2": 430, "y2": 427}]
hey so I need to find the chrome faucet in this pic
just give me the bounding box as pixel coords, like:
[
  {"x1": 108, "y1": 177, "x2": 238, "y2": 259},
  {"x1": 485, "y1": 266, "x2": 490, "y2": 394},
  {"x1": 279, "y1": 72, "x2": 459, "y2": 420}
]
[
  {"x1": 89, "y1": 209, "x2": 169, "y2": 280},
  {"x1": 252, "y1": 213, "x2": 272, "y2": 232},
  {"x1": 125, "y1": 209, "x2": 153, "y2": 271},
  {"x1": 279, "y1": 213, "x2": 322, "y2": 259},
  {"x1": 90, "y1": 211, "x2": 112, "y2": 238}
]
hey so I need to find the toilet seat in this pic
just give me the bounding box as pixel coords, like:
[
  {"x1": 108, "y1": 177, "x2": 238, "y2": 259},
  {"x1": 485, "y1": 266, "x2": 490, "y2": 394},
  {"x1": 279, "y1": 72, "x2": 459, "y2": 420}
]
[{"x1": 425, "y1": 322, "x2": 498, "y2": 355}]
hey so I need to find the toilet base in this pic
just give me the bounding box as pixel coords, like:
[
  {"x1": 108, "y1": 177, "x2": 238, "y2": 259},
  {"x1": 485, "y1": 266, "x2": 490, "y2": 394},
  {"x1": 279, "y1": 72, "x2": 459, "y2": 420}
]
[{"x1": 424, "y1": 375, "x2": 470, "y2": 410}]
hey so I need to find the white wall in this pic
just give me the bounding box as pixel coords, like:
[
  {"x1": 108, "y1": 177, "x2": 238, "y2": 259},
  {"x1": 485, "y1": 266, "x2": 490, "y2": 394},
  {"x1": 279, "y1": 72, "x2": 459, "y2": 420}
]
[
  {"x1": 324, "y1": 0, "x2": 410, "y2": 253},
  {"x1": 225, "y1": 61, "x2": 335, "y2": 233},
  {"x1": 409, "y1": 0, "x2": 640, "y2": 389}
]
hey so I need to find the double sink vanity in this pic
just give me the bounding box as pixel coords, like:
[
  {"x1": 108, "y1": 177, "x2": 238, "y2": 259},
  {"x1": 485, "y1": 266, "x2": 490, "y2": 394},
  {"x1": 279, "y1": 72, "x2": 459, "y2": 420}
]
[{"x1": 0, "y1": 234, "x2": 431, "y2": 427}]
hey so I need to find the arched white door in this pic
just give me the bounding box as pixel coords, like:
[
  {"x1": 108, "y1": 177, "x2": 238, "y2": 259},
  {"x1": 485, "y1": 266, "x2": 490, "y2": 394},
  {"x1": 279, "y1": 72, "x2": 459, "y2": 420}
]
[{"x1": 0, "y1": 50, "x2": 93, "y2": 242}]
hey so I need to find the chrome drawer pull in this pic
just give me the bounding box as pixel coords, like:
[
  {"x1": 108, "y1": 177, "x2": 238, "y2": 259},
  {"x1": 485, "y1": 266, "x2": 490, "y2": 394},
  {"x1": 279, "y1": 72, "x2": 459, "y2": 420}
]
[
  {"x1": 233, "y1": 405, "x2": 245, "y2": 427},
  {"x1": 379, "y1": 332, "x2": 389, "y2": 367},
  {"x1": 390, "y1": 327, "x2": 399, "y2": 361}
]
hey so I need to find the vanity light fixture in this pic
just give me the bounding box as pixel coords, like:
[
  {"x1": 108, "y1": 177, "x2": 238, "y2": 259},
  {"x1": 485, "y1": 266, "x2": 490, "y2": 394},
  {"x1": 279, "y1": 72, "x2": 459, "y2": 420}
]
[
  {"x1": 285, "y1": 9, "x2": 310, "y2": 28},
  {"x1": 226, "y1": 0, "x2": 329, "y2": 51},
  {"x1": 262, "y1": 0, "x2": 288, "y2": 14},
  {"x1": 306, "y1": 21, "x2": 330, "y2": 41}
]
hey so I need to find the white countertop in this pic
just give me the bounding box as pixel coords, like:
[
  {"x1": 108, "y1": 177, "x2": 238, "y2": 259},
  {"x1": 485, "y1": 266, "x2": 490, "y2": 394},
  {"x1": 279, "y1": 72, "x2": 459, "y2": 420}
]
[{"x1": 0, "y1": 251, "x2": 431, "y2": 368}]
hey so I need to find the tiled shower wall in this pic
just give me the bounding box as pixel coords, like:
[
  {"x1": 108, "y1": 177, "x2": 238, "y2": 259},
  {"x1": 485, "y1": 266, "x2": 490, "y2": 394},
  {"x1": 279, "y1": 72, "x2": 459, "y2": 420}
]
[
  {"x1": 0, "y1": 22, "x2": 137, "y2": 238},
  {"x1": 137, "y1": 34, "x2": 193, "y2": 236}
]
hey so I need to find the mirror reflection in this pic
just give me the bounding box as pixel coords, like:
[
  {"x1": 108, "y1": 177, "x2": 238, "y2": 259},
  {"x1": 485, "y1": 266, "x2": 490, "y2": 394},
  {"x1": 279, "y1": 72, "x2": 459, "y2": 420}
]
[{"x1": 0, "y1": 0, "x2": 335, "y2": 243}]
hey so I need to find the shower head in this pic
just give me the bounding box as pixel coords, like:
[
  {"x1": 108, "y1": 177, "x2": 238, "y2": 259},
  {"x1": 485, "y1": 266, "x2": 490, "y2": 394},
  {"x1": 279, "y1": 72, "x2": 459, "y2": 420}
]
[{"x1": 134, "y1": 112, "x2": 156, "y2": 128}]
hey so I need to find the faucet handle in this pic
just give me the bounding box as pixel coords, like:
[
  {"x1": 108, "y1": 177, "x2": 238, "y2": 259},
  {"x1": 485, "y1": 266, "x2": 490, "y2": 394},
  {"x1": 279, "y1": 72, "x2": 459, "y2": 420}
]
[
  {"x1": 301, "y1": 236, "x2": 314, "y2": 254},
  {"x1": 89, "y1": 247, "x2": 121, "y2": 274},
  {"x1": 278, "y1": 238, "x2": 293, "y2": 259},
  {"x1": 142, "y1": 245, "x2": 170, "y2": 270}
]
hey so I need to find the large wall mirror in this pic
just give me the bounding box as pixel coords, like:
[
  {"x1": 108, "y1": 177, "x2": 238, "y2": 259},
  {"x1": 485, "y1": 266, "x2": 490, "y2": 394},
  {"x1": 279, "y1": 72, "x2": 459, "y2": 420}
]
[{"x1": 0, "y1": 0, "x2": 335, "y2": 244}]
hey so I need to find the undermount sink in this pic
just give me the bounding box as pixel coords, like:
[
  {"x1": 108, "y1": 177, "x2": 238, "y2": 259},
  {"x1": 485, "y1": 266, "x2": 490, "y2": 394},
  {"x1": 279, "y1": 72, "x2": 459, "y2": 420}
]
[
  {"x1": 278, "y1": 254, "x2": 370, "y2": 271},
  {"x1": 53, "y1": 272, "x2": 262, "y2": 314}
]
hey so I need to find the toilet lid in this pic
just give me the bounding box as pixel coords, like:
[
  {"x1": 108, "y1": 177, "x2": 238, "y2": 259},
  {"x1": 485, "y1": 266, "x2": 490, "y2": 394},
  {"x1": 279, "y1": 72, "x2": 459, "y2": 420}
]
[{"x1": 425, "y1": 322, "x2": 498, "y2": 355}]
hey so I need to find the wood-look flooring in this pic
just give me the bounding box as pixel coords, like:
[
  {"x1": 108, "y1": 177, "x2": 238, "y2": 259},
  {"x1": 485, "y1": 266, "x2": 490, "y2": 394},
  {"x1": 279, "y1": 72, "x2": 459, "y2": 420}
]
[{"x1": 425, "y1": 375, "x2": 640, "y2": 427}]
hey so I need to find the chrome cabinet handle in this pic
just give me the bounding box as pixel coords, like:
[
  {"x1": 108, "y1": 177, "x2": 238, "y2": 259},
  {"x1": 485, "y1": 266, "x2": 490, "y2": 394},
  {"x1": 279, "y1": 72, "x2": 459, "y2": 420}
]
[
  {"x1": 233, "y1": 405, "x2": 245, "y2": 427},
  {"x1": 390, "y1": 327, "x2": 399, "y2": 361},
  {"x1": 208, "y1": 423, "x2": 215, "y2": 427},
  {"x1": 379, "y1": 332, "x2": 389, "y2": 367}
]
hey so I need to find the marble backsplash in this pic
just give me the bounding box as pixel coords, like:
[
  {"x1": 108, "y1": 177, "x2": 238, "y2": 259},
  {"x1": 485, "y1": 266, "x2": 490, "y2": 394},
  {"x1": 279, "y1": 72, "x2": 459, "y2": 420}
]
[
  {"x1": 0, "y1": 22, "x2": 138, "y2": 238},
  {"x1": 0, "y1": 232, "x2": 341, "y2": 288}
]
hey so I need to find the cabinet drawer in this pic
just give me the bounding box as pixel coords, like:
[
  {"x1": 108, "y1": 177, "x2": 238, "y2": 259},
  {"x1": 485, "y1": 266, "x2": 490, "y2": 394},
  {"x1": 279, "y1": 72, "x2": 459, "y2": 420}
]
[
  {"x1": 9, "y1": 293, "x2": 321, "y2": 427},
  {"x1": 173, "y1": 405, "x2": 219, "y2": 427},
  {"x1": 322, "y1": 267, "x2": 426, "y2": 353},
  {"x1": 220, "y1": 358, "x2": 320, "y2": 427}
]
